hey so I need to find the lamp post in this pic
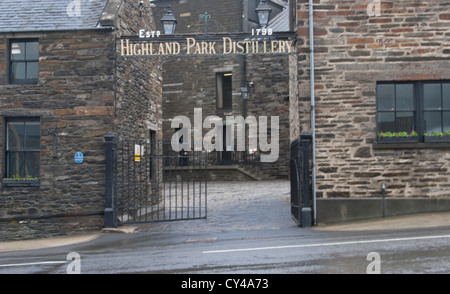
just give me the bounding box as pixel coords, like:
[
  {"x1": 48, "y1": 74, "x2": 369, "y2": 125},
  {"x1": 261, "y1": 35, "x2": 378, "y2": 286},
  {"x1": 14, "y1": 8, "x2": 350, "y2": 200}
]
[
  {"x1": 139, "y1": 1, "x2": 177, "y2": 35},
  {"x1": 255, "y1": 0, "x2": 272, "y2": 28}
]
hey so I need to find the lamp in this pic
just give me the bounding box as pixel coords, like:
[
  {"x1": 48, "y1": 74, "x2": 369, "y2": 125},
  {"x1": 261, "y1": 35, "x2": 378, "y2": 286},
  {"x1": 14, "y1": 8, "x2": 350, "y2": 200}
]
[
  {"x1": 160, "y1": 9, "x2": 177, "y2": 35},
  {"x1": 241, "y1": 86, "x2": 250, "y2": 100},
  {"x1": 241, "y1": 81, "x2": 253, "y2": 100},
  {"x1": 139, "y1": 1, "x2": 177, "y2": 35},
  {"x1": 255, "y1": 0, "x2": 272, "y2": 28}
]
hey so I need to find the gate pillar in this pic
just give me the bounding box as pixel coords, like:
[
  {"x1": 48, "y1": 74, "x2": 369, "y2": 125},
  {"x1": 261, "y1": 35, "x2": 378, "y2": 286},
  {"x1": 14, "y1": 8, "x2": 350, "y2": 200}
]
[
  {"x1": 104, "y1": 133, "x2": 117, "y2": 228},
  {"x1": 300, "y1": 132, "x2": 312, "y2": 227}
]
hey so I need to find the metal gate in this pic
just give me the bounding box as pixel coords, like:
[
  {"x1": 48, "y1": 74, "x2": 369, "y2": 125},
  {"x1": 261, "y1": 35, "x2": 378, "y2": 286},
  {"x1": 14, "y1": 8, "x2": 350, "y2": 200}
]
[
  {"x1": 290, "y1": 132, "x2": 312, "y2": 227},
  {"x1": 104, "y1": 133, "x2": 207, "y2": 228}
]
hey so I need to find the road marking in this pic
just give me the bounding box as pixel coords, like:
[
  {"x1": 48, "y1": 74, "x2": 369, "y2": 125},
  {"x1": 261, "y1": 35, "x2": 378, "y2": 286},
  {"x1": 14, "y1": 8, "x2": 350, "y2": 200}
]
[
  {"x1": 0, "y1": 261, "x2": 66, "y2": 268},
  {"x1": 203, "y1": 234, "x2": 450, "y2": 254}
]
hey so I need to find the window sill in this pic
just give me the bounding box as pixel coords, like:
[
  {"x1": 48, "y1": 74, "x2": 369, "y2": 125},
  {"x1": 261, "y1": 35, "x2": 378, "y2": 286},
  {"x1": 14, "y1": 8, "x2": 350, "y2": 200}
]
[
  {"x1": 8, "y1": 80, "x2": 38, "y2": 85},
  {"x1": 3, "y1": 180, "x2": 40, "y2": 187},
  {"x1": 424, "y1": 136, "x2": 450, "y2": 143}
]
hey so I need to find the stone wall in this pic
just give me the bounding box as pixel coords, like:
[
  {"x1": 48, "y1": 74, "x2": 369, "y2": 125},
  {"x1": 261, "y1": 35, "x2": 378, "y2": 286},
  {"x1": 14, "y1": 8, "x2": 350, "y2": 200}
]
[
  {"x1": 154, "y1": 0, "x2": 243, "y2": 33},
  {"x1": 155, "y1": 0, "x2": 291, "y2": 179},
  {"x1": 0, "y1": 29, "x2": 115, "y2": 240},
  {"x1": 246, "y1": 54, "x2": 290, "y2": 178},
  {"x1": 0, "y1": 0, "x2": 163, "y2": 240},
  {"x1": 156, "y1": 0, "x2": 245, "y2": 142},
  {"x1": 297, "y1": 0, "x2": 450, "y2": 199},
  {"x1": 114, "y1": 0, "x2": 163, "y2": 142}
]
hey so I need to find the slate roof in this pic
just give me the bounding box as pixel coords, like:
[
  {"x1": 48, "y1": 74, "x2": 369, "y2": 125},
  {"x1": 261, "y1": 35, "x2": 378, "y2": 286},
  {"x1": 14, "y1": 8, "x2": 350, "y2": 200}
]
[
  {"x1": 268, "y1": 0, "x2": 289, "y2": 32},
  {"x1": 270, "y1": 0, "x2": 288, "y2": 7},
  {"x1": 0, "y1": 0, "x2": 109, "y2": 32}
]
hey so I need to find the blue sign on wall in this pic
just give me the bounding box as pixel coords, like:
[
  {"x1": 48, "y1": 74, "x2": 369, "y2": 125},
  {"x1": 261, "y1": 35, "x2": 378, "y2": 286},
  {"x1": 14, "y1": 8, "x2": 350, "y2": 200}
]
[{"x1": 74, "y1": 152, "x2": 84, "y2": 164}]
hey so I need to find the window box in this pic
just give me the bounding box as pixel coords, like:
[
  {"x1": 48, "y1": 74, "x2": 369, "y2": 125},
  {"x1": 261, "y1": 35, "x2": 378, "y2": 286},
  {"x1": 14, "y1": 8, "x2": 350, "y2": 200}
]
[
  {"x1": 377, "y1": 131, "x2": 418, "y2": 144},
  {"x1": 423, "y1": 133, "x2": 450, "y2": 143},
  {"x1": 3, "y1": 179, "x2": 40, "y2": 187},
  {"x1": 378, "y1": 136, "x2": 419, "y2": 144}
]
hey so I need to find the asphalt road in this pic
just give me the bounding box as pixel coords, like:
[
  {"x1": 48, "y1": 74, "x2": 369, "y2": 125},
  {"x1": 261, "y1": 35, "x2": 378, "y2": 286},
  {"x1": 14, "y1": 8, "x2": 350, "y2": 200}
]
[
  {"x1": 1, "y1": 226, "x2": 450, "y2": 275},
  {"x1": 0, "y1": 181, "x2": 449, "y2": 276}
]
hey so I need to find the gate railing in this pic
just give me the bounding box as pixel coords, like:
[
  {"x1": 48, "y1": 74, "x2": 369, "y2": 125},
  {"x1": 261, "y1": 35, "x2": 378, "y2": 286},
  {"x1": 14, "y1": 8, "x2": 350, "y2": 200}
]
[
  {"x1": 104, "y1": 133, "x2": 207, "y2": 228},
  {"x1": 290, "y1": 132, "x2": 312, "y2": 227},
  {"x1": 162, "y1": 145, "x2": 261, "y2": 173}
]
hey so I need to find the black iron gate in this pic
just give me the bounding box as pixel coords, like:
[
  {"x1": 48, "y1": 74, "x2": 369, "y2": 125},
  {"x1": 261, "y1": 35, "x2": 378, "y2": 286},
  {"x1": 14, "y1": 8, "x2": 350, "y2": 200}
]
[
  {"x1": 290, "y1": 132, "x2": 312, "y2": 227},
  {"x1": 104, "y1": 133, "x2": 207, "y2": 228}
]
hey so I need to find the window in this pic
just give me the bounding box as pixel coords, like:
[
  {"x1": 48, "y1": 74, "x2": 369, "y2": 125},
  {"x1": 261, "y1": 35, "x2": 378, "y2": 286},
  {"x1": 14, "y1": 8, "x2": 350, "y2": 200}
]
[
  {"x1": 377, "y1": 81, "x2": 450, "y2": 143},
  {"x1": 216, "y1": 72, "x2": 233, "y2": 110},
  {"x1": 5, "y1": 118, "x2": 40, "y2": 181},
  {"x1": 9, "y1": 39, "x2": 39, "y2": 84},
  {"x1": 422, "y1": 83, "x2": 450, "y2": 136}
]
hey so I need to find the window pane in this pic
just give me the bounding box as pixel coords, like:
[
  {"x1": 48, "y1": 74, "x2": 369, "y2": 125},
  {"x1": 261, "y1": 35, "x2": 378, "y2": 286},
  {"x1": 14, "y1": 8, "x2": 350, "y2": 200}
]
[
  {"x1": 26, "y1": 41, "x2": 39, "y2": 60},
  {"x1": 26, "y1": 122, "x2": 40, "y2": 149},
  {"x1": 424, "y1": 111, "x2": 442, "y2": 133},
  {"x1": 7, "y1": 122, "x2": 25, "y2": 150},
  {"x1": 11, "y1": 42, "x2": 25, "y2": 60},
  {"x1": 424, "y1": 83, "x2": 442, "y2": 110},
  {"x1": 377, "y1": 84, "x2": 395, "y2": 111},
  {"x1": 396, "y1": 111, "x2": 415, "y2": 132},
  {"x1": 7, "y1": 152, "x2": 25, "y2": 178},
  {"x1": 25, "y1": 152, "x2": 40, "y2": 178},
  {"x1": 443, "y1": 83, "x2": 450, "y2": 110},
  {"x1": 443, "y1": 112, "x2": 450, "y2": 133},
  {"x1": 222, "y1": 74, "x2": 232, "y2": 110},
  {"x1": 26, "y1": 62, "x2": 38, "y2": 79},
  {"x1": 396, "y1": 84, "x2": 414, "y2": 110},
  {"x1": 377, "y1": 112, "x2": 395, "y2": 132},
  {"x1": 11, "y1": 62, "x2": 26, "y2": 80}
]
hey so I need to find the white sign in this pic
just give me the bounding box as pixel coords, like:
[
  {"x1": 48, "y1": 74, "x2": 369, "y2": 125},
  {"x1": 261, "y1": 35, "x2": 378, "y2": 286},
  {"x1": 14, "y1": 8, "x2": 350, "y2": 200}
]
[{"x1": 135, "y1": 144, "x2": 143, "y2": 162}]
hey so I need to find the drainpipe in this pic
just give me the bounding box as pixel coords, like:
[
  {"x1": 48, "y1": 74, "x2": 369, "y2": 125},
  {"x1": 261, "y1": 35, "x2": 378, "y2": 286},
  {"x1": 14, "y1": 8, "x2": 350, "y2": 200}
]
[{"x1": 309, "y1": 0, "x2": 317, "y2": 226}]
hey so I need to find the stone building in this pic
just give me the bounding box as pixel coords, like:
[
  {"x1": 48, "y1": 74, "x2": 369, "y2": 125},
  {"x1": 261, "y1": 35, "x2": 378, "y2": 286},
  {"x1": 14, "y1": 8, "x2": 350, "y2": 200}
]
[
  {"x1": 152, "y1": 0, "x2": 294, "y2": 180},
  {"x1": 296, "y1": 0, "x2": 450, "y2": 223},
  {"x1": 3, "y1": 0, "x2": 450, "y2": 240},
  {"x1": 0, "y1": 0, "x2": 162, "y2": 241}
]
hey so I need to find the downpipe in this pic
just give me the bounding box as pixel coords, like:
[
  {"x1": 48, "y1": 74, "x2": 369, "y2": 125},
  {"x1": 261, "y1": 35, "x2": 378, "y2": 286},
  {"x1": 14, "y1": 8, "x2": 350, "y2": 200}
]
[{"x1": 309, "y1": 0, "x2": 317, "y2": 226}]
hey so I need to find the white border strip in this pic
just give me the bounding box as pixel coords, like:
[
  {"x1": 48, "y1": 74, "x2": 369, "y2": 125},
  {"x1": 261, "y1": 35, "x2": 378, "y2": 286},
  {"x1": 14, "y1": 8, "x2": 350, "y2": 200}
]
[
  {"x1": 203, "y1": 234, "x2": 450, "y2": 254},
  {"x1": 0, "y1": 261, "x2": 66, "y2": 268}
]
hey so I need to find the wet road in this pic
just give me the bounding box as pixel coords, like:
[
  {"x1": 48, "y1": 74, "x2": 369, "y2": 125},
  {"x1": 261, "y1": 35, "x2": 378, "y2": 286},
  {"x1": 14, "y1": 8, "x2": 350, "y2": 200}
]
[{"x1": 1, "y1": 181, "x2": 450, "y2": 275}]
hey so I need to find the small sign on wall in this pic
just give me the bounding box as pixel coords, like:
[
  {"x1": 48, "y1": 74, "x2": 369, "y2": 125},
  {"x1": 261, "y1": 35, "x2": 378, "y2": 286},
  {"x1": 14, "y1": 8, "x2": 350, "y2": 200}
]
[
  {"x1": 74, "y1": 152, "x2": 84, "y2": 164},
  {"x1": 135, "y1": 144, "x2": 142, "y2": 162}
]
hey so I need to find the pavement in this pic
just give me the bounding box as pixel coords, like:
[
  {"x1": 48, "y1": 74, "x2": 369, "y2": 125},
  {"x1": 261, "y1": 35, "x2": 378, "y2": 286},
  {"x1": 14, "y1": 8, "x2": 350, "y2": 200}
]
[
  {"x1": 313, "y1": 211, "x2": 450, "y2": 232},
  {"x1": 1, "y1": 180, "x2": 450, "y2": 253}
]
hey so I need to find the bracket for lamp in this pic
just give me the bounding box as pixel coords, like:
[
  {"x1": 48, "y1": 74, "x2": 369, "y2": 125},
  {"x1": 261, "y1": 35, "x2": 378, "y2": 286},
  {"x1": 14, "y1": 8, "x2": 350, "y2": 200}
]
[
  {"x1": 139, "y1": 1, "x2": 172, "y2": 18},
  {"x1": 139, "y1": 1, "x2": 177, "y2": 35},
  {"x1": 47, "y1": 122, "x2": 57, "y2": 158}
]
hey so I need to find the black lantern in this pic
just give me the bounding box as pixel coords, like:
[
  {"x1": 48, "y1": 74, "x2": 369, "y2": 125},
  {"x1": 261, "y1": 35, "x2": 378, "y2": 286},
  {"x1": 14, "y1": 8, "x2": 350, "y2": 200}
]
[
  {"x1": 241, "y1": 86, "x2": 250, "y2": 100},
  {"x1": 160, "y1": 9, "x2": 177, "y2": 35},
  {"x1": 255, "y1": 0, "x2": 272, "y2": 28}
]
